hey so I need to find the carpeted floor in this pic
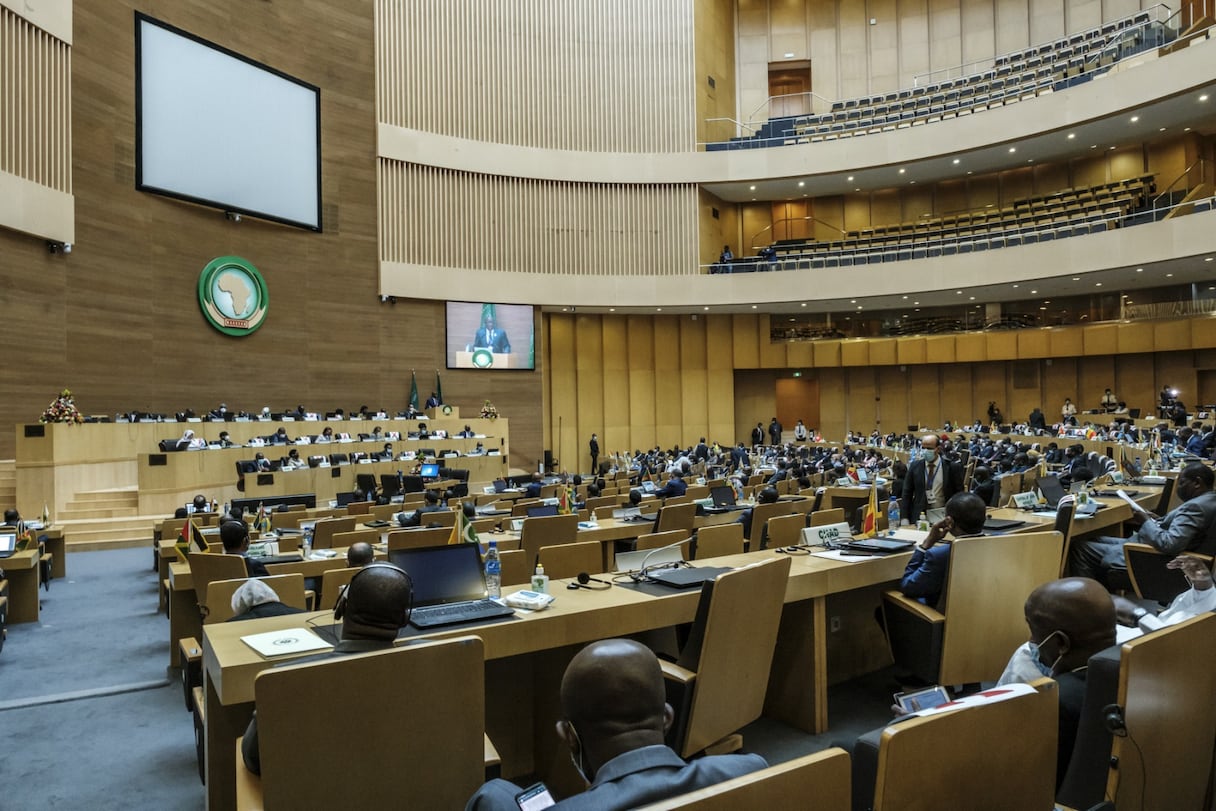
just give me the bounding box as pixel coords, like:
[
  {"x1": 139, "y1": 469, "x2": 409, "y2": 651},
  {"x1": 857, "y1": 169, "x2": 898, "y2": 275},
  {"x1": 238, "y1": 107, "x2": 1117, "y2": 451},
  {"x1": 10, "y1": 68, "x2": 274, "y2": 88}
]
[{"x1": 0, "y1": 547, "x2": 897, "y2": 809}]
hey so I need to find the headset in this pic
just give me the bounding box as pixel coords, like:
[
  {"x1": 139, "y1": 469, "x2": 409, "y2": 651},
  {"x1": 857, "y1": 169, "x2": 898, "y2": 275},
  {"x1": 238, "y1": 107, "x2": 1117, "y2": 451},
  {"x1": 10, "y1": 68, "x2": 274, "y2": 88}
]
[
  {"x1": 565, "y1": 571, "x2": 612, "y2": 591},
  {"x1": 1102, "y1": 703, "x2": 1127, "y2": 737},
  {"x1": 333, "y1": 562, "x2": 414, "y2": 628}
]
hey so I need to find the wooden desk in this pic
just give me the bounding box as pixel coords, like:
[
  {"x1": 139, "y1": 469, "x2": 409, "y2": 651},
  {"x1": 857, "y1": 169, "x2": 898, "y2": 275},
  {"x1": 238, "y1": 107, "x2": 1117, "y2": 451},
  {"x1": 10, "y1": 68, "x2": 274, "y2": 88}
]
[
  {"x1": 203, "y1": 548, "x2": 909, "y2": 810},
  {"x1": 3, "y1": 549, "x2": 42, "y2": 623},
  {"x1": 39, "y1": 526, "x2": 66, "y2": 579}
]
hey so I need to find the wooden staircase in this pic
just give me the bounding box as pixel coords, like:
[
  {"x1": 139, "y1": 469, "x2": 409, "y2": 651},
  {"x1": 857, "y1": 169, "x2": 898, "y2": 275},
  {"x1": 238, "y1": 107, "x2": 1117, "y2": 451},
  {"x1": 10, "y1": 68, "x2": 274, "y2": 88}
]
[{"x1": 56, "y1": 487, "x2": 159, "y2": 551}]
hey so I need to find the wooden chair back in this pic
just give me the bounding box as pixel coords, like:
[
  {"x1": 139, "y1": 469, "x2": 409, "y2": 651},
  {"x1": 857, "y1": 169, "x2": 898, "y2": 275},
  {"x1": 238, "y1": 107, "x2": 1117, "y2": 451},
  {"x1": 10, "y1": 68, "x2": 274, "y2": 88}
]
[
  {"x1": 684, "y1": 485, "x2": 710, "y2": 501},
  {"x1": 161, "y1": 518, "x2": 187, "y2": 541},
  {"x1": 345, "y1": 500, "x2": 374, "y2": 515},
  {"x1": 764, "y1": 513, "x2": 807, "y2": 549},
  {"x1": 694, "y1": 524, "x2": 745, "y2": 560},
  {"x1": 311, "y1": 517, "x2": 356, "y2": 550},
  {"x1": 1053, "y1": 495, "x2": 1078, "y2": 576},
  {"x1": 417, "y1": 509, "x2": 457, "y2": 529},
  {"x1": 997, "y1": 473, "x2": 1023, "y2": 507},
  {"x1": 317, "y1": 566, "x2": 361, "y2": 610},
  {"x1": 332, "y1": 528, "x2": 380, "y2": 549},
  {"x1": 270, "y1": 510, "x2": 302, "y2": 531},
  {"x1": 583, "y1": 496, "x2": 618, "y2": 512},
  {"x1": 240, "y1": 637, "x2": 485, "y2": 810},
  {"x1": 469, "y1": 518, "x2": 498, "y2": 534},
  {"x1": 669, "y1": 556, "x2": 793, "y2": 757},
  {"x1": 638, "y1": 748, "x2": 850, "y2": 810},
  {"x1": 1124, "y1": 544, "x2": 1214, "y2": 604},
  {"x1": 1108, "y1": 613, "x2": 1216, "y2": 811},
  {"x1": 369, "y1": 504, "x2": 398, "y2": 521},
  {"x1": 656, "y1": 503, "x2": 697, "y2": 533},
  {"x1": 787, "y1": 497, "x2": 816, "y2": 516},
  {"x1": 938, "y1": 531, "x2": 1062, "y2": 684},
  {"x1": 809, "y1": 507, "x2": 845, "y2": 527},
  {"x1": 497, "y1": 549, "x2": 530, "y2": 587},
  {"x1": 537, "y1": 540, "x2": 603, "y2": 579},
  {"x1": 636, "y1": 530, "x2": 692, "y2": 560},
  {"x1": 188, "y1": 552, "x2": 250, "y2": 614},
  {"x1": 519, "y1": 514, "x2": 580, "y2": 565},
  {"x1": 386, "y1": 527, "x2": 451, "y2": 551},
  {"x1": 747, "y1": 501, "x2": 794, "y2": 546},
  {"x1": 205, "y1": 574, "x2": 307, "y2": 624},
  {"x1": 872, "y1": 686, "x2": 1056, "y2": 810},
  {"x1": 511, "y1": 499, "x2": 541, "y2": 517}
]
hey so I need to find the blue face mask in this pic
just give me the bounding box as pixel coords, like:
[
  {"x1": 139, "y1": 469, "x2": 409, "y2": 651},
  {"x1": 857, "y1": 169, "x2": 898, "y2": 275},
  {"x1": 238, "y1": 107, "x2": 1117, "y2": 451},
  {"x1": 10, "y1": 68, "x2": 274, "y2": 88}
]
[
  {"x1": 1026, "y1": 630, "x2": 1063, "y2": 677},
  {"x1": 921, "y1": 448, "x2": 937, "y2": 463}
]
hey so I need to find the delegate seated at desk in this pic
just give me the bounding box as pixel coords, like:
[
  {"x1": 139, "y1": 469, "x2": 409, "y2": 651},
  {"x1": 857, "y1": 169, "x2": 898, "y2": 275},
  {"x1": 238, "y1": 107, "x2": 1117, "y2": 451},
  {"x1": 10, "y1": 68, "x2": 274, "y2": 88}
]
[
  {"x1": 221, "y1": 520, "x2": 270, "y2": 577},
  {"x1": 470, "y1": 315, "x2": 511, "y2": 354},
  {"x1": 396, "y1": 490, "x2": 447, "y2": 527},
  {"x1": 242, "y1": 563, "x2": 413, "y2": 775},
  {"x1": 467, "y1": 639, "x2": 766, "y2": 810}
]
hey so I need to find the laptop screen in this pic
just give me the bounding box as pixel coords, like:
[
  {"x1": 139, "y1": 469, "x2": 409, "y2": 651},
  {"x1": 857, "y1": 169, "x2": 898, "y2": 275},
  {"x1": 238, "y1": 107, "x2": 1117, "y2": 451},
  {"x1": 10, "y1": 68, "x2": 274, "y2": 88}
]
[
  {"x1": 388, "y1": 544, "x2": 487, "y2": 607},
  {"x1": 493, "y1": 479, "x2": 508, "y2": 492},
  {"x1": 1038, "y1": 474, "x2": 1065, "y2": 508},
  {"x1": 710, "y1": 486, "x2": 735, "y2": 507},
  {"x1": 420, "y1": 463, "x2": 440, "y2": 479},
  {"x1": 527, "y1": 504, "x2": 559, "y2": 518},
  {"x1": 0, "y1": 533, "x2": 15, "y2": 553}
]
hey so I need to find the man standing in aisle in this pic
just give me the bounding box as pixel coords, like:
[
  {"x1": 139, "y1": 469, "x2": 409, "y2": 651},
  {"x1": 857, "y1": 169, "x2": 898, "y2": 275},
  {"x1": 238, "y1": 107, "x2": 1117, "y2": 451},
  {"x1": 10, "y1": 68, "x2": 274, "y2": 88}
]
[
  {"x1": 589, "y1": 433, "x2": 599, "y2": 475},
  {"x1": 768, "y1": 417, "x2": 783, "y2": 446},
  {"x1": 901, "y1": 434, "x2": 963, "y2": 525}
]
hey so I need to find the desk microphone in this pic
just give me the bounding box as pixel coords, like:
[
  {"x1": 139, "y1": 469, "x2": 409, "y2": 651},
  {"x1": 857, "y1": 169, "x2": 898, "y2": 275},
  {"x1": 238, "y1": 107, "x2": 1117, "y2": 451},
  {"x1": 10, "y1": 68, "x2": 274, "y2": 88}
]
[{"x1": 635, "y1": 537, "x2": 691, "y2": 582}]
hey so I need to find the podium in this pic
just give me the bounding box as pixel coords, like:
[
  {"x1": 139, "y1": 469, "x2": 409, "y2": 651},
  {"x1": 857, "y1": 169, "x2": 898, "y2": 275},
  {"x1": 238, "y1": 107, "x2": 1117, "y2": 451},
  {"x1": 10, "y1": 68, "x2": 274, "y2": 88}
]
[
  {"x1": 424, "y1": 406, "x2": 459, "y2": 419},
  {"x1": 454, "y1": 350, "x2": 515, "y2": 369}
]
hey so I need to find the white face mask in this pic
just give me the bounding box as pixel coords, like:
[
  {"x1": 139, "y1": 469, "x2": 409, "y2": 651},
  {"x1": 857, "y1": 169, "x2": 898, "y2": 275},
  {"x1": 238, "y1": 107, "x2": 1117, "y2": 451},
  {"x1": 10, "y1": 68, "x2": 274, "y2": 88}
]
[
  {"x1": 1026, "y1": 630, "x2": 1064, "y2": 677},
  {"x1": 567, "y1": 723, "x2": 590, "y2": 785}
]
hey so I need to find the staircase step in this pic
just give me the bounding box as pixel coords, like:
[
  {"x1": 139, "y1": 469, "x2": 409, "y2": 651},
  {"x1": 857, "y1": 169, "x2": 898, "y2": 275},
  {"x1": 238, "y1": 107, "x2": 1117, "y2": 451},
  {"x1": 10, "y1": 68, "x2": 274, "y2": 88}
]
[
  {"x1": 65, "y1": 497, "x2": 138, "y2": 510},
  {"x1": 73, "y1": 488, "x2": 138, "y2": 504},
  {"x1": 59, "y1": 507, "x2": 140, "y2": 520}
]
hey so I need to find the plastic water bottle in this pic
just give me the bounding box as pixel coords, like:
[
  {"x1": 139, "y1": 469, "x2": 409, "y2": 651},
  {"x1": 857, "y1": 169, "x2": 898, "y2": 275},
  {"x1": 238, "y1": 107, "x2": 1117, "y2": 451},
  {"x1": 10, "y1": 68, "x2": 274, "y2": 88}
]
[
  {"x1": 887, "y1": 498, "x2": 900, "y2": 535},
  {"x1": 484, "y1": 541, "x2": 501, "y2": 598}
]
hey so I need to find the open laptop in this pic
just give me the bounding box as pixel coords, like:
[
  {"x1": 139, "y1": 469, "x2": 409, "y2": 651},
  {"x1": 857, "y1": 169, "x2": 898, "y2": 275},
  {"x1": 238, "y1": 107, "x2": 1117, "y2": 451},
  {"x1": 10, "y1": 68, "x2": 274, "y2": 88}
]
[
  {"x1": 420, "y1": 463, "x2": 440, "y2": 480},
  {"x1": 388, "y1": 544, "x2": 515, "y2": 629},
  {"x1": 1037, "y1": 474, "x2": 1067, "y2": 509},
  {"x1": 641, "y1": 480, "x2": 657, "y2": 494},
  {"x1": 527, "y1": 504, "x2": 559, "y2": 518},
  {"x1": 0, "y1": 531, "x2": 17, "y2": 559},
  {"x1": 492, "y1": 479, "x2": 510, "y2": 493}
]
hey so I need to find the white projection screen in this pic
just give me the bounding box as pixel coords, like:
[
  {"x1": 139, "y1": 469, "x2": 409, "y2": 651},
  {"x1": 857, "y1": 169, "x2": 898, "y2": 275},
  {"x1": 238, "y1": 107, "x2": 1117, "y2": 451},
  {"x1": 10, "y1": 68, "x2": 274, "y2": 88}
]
[{"x1": 135, "y1": 13, "x2": 322, "y2": 231}]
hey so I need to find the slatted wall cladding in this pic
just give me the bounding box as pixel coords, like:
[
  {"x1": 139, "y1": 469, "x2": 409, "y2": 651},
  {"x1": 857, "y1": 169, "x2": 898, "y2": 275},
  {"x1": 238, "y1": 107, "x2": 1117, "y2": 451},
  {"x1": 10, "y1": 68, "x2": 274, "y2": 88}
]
[
  {"x1": 375, "y1": 0, "x2": 696, "y2": 152},
  {"x1": 0, "y1": 6, "x2": 70, "y2": 191},
  {"x1": 379, "y1": 160, "x2": 700, "y2": 275}
]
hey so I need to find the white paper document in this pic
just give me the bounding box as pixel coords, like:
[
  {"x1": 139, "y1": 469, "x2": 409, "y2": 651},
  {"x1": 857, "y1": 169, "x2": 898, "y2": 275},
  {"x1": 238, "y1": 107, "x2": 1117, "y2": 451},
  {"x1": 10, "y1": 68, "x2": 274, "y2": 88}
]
[
  {"x1": 241, "y1": 628, "x2": 333, "y2": 658},
  {"x1": 1117, "y1": 489, "x2": 1149, "y2": 514}
]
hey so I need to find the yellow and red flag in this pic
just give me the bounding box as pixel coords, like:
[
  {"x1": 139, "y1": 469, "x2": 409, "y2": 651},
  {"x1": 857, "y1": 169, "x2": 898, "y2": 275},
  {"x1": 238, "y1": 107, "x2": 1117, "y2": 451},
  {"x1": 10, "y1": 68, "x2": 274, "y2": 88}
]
[{"x1": 860, "y1": 477, "x2": 880, "y2": 538}]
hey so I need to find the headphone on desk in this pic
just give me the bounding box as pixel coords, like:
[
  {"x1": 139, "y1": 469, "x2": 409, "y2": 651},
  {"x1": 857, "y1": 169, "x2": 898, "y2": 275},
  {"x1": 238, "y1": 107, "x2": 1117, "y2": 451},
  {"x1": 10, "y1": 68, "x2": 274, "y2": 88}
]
[
  {"x1": 566, "y1": 572, "x2": 612, "y2": 591},
  {"x1": 333, "y1": 562, "x2": 414, "y2": 628}
]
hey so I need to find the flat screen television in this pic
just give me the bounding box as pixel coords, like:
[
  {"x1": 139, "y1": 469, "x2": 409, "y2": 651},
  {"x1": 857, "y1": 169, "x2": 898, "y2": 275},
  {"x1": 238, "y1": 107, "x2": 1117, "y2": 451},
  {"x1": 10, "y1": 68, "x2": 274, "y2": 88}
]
[
  {"x1": 135, "y1": 13, "x2": 322, "y2": 230},
  {"x1": 445, "y1": 302, "x2": 535, "y2": 370}
]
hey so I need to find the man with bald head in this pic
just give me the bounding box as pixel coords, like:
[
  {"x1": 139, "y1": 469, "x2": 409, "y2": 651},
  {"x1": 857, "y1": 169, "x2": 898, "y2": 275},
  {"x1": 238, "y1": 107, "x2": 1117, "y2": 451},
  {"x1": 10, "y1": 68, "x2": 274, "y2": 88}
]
[
  {"x1": 241, "y1": 563, "x2": 412, "y2": 775},
  {"x1": 997, "y1": 578, "x2": 1117, "y2": 788},
  {"x1": 466, "y1": 638, "x2": 766, "y2": 809},
  {"x1": 345, "y1": 541, "x2": 375, "y2": 568},
  {"x1": 901, "y1": 434, "x2": 963, "y2": 525}
]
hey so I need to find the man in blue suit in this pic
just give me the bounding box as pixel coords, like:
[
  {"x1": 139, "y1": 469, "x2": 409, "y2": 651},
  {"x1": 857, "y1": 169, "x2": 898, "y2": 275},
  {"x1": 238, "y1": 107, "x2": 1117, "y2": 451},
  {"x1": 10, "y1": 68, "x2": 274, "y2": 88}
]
[
  {"x1": 899, "y1": 493, "x2": 987, "y2": 609},
  {"x1": 472, "y1": 315, "x2": 511, "y2": 353}
]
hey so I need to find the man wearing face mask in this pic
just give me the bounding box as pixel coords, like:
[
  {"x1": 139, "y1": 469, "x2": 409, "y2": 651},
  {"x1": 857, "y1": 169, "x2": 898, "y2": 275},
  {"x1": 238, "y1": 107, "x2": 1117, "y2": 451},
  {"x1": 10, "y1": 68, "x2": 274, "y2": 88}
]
[
  {"x1": 465, "y1": 638, "x2": 766, "y2": 809},
  {"x1": 900, "y1": 434, "x2": 963, "y2": 526},
  {"x1": 1068, "y1": 462, "x2": 1216, "y2": 586},
  {"x1": 994, "y1": 578, "x2": 1116, "y2": 789}
]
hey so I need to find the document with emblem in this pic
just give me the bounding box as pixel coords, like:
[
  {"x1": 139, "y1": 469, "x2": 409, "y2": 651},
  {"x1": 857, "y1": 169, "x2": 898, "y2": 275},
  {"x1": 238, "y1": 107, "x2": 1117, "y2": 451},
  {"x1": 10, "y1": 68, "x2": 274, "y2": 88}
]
[{"x1": 241, "y1": 628, "x2": 333, "y2": 658}]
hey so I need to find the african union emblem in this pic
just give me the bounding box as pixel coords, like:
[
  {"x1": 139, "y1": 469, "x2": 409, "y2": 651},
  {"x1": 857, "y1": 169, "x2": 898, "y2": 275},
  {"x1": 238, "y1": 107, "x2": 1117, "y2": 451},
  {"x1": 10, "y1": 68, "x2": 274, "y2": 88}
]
[{"x1": 198, "y1": 256, "x2": 269, "y2": 337}]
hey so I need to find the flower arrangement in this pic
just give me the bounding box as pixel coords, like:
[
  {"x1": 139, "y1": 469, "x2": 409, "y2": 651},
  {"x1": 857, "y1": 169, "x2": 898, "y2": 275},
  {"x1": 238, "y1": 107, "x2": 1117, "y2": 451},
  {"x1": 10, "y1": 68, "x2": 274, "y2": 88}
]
[
  {"x1": 480, "y1": 400, "x2": 499, "y2": 420},
  {"x1": 41, "y1": 389, "x2": 84, "y2": 424}
]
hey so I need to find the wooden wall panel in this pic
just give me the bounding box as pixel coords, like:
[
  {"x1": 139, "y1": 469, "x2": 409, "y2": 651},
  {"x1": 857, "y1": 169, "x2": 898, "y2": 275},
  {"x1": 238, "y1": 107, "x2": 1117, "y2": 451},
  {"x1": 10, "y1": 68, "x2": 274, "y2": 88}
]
[
  {"x1": 896, "y1": 337, "x2": 925, "y2": 365},
  {"x1": 627, "y1": 316, "x2": 657, "y2": 451},
  {"x1": 0, "y1": 1, "x2": 539, "y2": 471},
  {"x1": 1049, "y1": 327, "x2": 1084, "y2": 357},
  {"x1": 653, "y1": 317, "x2": 684, "y2": 447},
  {"x1": 1083, "y1": 323, "x2": 1118, "y2": 356},
  {"x1": 940, "y1": 364, "x2": 975, "y2": 425},
  {"x1": 908, "y1": 365, "x2": 943, "y2": 427},
  {"x1": 925, "y1": 335, "x2": 956, "y2": 363},
  {"x1": 1117, "y1": 353, "x2": 1155, "y2": 417},
  {"x1": 376, "y1": 0, "x2": 694, "y2": 152},
  {"x1": 379, "y1": 162, "x2": 699, "y2": 278},
  {"x1": 601, "y1": 318, "x2": 631, "y2": 461},
  {"x1": 733, "y1": 314, "x2": 761, "y2": 368},
  {"x1": 973, "y1": 360, "x2": 1008, "y2": 417},
  {"x1": 847, "y1": 369, "x2": 879, "y2": 433},
  {"x1": 575, "y1": 316, "x2": 605, "y2": 473},
  {"x1": 877, "y1": 365, "x2": 912, "y2": 432},
  {"x1": 549, "y1": 315, "x2": 580, "y2": 470},
  {"x1": 734, "y1": 370, "x2": 779, "y2": 444},
  {"x1": 986, "y1": 331, "x2": 1018, "y2": 360},
  {"x1": 1043, "y1": 356, "x2": 1079, "y2": 417},
  {"x1": 816, "y1": 368, "x2": 847, "y2": 438},
  {"x1": 695, "y1": 0, "x2": 737, "y2": 146},
  {"x1": 1018, "y1": 329, "x2": 1050, "y2": 358},
  {"x1": 841, "y1": 340, "x2": 871, "y2": 366},
  {"x1": 1078, "y1": 355, "x2": 1115, "y2": 412},
  {"x1": 759, "y1": 316, "x2": 789, "y2": 368},
  {"x1": 814, "y1": 340, "x2": 842, "y2": 367}
]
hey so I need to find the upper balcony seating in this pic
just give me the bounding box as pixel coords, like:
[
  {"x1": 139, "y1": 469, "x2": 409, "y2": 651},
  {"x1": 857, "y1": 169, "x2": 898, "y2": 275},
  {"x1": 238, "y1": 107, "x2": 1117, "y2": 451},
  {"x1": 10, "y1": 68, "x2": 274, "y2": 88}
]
[
  {"x1": 707, "y1": 12, "x2": 1167, "y2": 151},
  {"x1": 712, "y1": 175, "x2": 1160, "y2": 273}
]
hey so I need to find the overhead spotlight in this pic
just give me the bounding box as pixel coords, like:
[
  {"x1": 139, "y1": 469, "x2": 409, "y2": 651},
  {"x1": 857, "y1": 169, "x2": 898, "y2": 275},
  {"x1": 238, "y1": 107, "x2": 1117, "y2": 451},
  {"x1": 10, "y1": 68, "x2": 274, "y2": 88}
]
[
  {"x1": 47, "y1": 241, "x2": 71, "y2": 254},
  {"x1": 225, "y1": 211, "x2": 242, "y2": 223}
]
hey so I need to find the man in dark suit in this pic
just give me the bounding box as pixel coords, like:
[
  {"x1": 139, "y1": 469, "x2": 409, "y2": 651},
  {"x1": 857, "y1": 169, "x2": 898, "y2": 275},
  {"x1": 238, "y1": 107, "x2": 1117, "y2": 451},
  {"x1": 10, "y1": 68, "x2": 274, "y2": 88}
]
[
  {"x1": 589, "y1": 433, "x2": 600, "y2": 474},
  {"x1": 751, "y1": 423, "x2": 764, "y2": 448},
  {"x1": 219, "y1": 520, "x2": 269, "y2": 577},
  {"x1": 466, "y1": 639, "x2": 766, "y2": 810},
  {"x1": 424, "y1": 392, "x2": 441, "y2": 409},
  {"x1": 654, "y1": 471, "x2": 687, "y2": 499},
  {"x1": 524, "y1": 473, "x2": 544, "y2": 499},
  {"x1": 900, "y1": 434, "x2": 963, "y2": 525},
  {"x1": 395, "y1": 489, "x2": 448, "y2": 527},
  {"x1": 768, "y1": 417, "x2": 783, "y2": 446},
  {"x1": 472, "y1": 315, "x2": 511, "y2": 353}
]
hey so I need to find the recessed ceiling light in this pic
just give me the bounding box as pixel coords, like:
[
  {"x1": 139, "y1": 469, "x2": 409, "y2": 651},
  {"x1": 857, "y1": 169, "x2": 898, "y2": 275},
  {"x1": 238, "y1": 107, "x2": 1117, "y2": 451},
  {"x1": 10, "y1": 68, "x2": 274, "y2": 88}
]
[
  {"x1": 847, "y1": 176, "x2": 854, "y2": 181},
  {"x1": 749, "y1": 185, "x2": 756, "y2": 191},
  {"x1": 1012, "y1": 284, "x2": 1019, "y2": 288},
  {"x1": 1039, "y1": 306, "x2": 1047, "y2": 311},
  {"x1": 899, "y1": 168, "x2": 906, "y2": 174},
  {"x1": 1067, "y1": 133, "x2": 1076, "y2": 139},
  {"x1": 850, "y1": 300, "x2": 857, "y2": 304},
  {"x1": 910, "y1": 181, "x2": 916, "y2": 184},
  {"x1": 1201, "y1": 94, "x2": 1210, "y2": 102},
  {"x1": 1030, "y1": 290, "x2": 1037, "y2": 294},
  {"x1": 751, "y1": 305, "x2": 757, "y2": 309},
  {"x1": 703, "y1": 306, "x2": 710, "y2": 310},
  {"x1": 1136, "y1": 267, "x2": 1144, "y2": 271},
  {"x1": 855, "y1": 188, "x2": 860, "y2": 192},
  {"x1": 969, "y1": 296, "x2": 975, "y2": 300},
  {"x1": 801, "y1": 302, "x2": 807, "y2": 306},
  {"x1": 1072, "y1": 277, "x2": 1080, "y2": 281},
  {"x1": 1095, "y1": 282, "x2": 1102, "y2": 287},
  {"x1": 798, "y1": 181, "x2": 805, "y2": 187},
  {"x1": 857, "y1": 306, "x2": 863, "y2": 310},
  {"x1": 1130, "y1": 115, "x2": 1139, "y2": 123},
  {"x1": 914, "y1": 308, "x2": 921, "y2": 311},
  {"x1": 956, "y1": 290, "x2": 963, "y2": 295},
  {"x1": 1167, "y1": 273, "x2": 1174, "y2": 277},
  {"x1": 1159, "y1": 127, "x2": 1166, "y2": 132},
  {"x1": 788, "y1": 317, "x2": 795, "y2": 321},
  {"x1": 609, "y1": 308, "x2": 615, "y2": 312},
  {"x1": 902, "y1": 295, "x2": 909, "y2": 300},
  {"x1": 1091, "y1": 145, "x2": 1098, "y2": 149},
  {"x1": 1185, "y1": 127, "x2": 1192, "y2": 132},
  {"x1": 1027, "y1": 159, "x2": 1033, "y2": 164},
  {"x1": 1109, "y1": 146, "x2": 1116, "y2": 150},
  {"x1": 966, "y1": 171, "x2": 972, "y2": 175},
  {"x1": 952, "y1": 158, "x2": 960, "y2": 164},
  {"x1": 913, "y1": 301, "x2": 919, "y2": 305},
  {"x1": 1206, "y1": 257, "x2": 1214, "y2": 262},
  {"x1": 656, "y1": 308, "x2": 662, "y2": 311},
  {"x1": 784, "y1": 52, "x2": 795, "y2": 58}
]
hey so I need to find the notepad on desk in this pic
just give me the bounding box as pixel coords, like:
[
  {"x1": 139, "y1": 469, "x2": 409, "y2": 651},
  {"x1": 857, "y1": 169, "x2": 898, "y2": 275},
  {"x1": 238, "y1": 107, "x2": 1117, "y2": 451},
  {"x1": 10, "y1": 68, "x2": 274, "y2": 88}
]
[{"x1": 241, "y1": 628, "x2": 333, "y2": 658}]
